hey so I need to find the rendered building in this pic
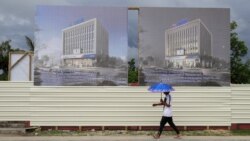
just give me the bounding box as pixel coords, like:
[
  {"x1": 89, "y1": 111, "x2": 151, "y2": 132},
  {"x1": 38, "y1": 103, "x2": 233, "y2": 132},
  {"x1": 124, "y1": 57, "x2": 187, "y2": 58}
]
[
  {"x1": 165, "y1": 19, "x2": 212, "y2": 68},
  {"x1": 62, "y1": 18, "x2": 108, "y2": 67}
]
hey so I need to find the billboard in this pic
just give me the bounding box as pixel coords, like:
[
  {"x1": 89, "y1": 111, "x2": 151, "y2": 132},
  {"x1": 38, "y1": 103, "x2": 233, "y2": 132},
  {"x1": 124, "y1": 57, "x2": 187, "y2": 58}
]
[
  {"x1": 9, "y1": 52, "x2": 33, "y2": 81},
  {"x1": 34, "y1": 6, "x2": 128, "y2": 86},
  {"x1": 138, "y1": 7, "x2": 230, "y2": 86}
]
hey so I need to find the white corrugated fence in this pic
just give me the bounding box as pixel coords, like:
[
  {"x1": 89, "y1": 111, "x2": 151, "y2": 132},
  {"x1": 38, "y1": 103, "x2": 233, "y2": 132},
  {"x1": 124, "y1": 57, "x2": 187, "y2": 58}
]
[{"x1": 0, "y1": 82, "x2": 240, "y2": 127}]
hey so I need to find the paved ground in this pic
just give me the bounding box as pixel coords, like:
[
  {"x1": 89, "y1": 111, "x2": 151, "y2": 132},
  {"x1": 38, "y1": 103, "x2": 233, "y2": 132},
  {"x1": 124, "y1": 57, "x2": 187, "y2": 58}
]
[{"x1": 0, "y1": 136, "x2": 250, "y2": 141}]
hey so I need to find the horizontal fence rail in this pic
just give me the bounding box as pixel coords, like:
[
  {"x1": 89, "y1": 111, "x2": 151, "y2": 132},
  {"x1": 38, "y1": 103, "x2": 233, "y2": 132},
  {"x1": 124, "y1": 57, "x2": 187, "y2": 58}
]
[
  {"x1": 1, "y1": 81, "x2": 248, "y2": 128},
  {"x1": 231, "y1": 84, "x2": 250, "y2": 124}
]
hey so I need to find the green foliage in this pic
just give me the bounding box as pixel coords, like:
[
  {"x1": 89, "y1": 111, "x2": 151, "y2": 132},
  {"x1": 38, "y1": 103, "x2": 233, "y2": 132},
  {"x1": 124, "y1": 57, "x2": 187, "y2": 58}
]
[
  {"x1": 0, "y1": 73, "x2": 8, "y2": 81},
  {"x1": 128, "y1": 69, "x2": 138, "y2": 83},
  {"x1": 230, "y1": 21, "x2": 250, "y2": 83},
  {"x1": 231, "y1": 130, "x2": 250, "y2": 136},
  {"x1": 0, "y1": 40, "x2": 12, "y2": 80},
  {"x1": 25, "y1": 36, "x2": 34, "y2": 51},
  {"x1": 0, "y1": 40, "x2": 25, "y2": 80},
  {"x1": 128, "y1": 58, "x2": 136, "y2": 71},
  {"x1": 128, "y1": 58, "x2": 138, "y2": 83}
]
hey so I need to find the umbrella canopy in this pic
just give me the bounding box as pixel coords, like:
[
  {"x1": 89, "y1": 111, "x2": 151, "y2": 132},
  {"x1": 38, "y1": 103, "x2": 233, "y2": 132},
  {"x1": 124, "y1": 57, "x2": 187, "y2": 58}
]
[{"x1": 148, "y1": 83, "x2": 174, "y2": 93}]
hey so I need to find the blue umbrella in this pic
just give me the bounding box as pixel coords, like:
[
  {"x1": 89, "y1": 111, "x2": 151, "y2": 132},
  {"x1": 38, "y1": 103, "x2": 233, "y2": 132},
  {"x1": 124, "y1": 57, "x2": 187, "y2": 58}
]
[{"x1": 148, "y1": 83, "x2": 174, "y2": 99}]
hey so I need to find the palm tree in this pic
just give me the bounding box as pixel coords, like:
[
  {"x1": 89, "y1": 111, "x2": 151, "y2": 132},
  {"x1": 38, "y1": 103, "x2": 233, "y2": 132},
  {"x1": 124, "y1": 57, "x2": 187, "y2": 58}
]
[{"x1": 25, "y1": 36, "x2": 34, "y2": 51}]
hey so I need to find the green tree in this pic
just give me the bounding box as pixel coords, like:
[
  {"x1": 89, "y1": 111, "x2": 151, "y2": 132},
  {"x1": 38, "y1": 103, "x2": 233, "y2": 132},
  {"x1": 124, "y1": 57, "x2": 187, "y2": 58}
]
[
  {"x1": 0, "y1": 40, "x2": 12, "y2": 80},
  {"x1": 25, "y1": 36, "x2": 34, "y2": 51},
  {"x1": 0, "y1": 40, "x2": 24, "y2": 80},
  {"x1": 230, "y1": 21, "x2": 250, "y2": 83},
  {"x1": 245, "y1": 59, "x2": 250, "y2": 82},
  {"x1": 128, "y1": 58, "x2": 136, "y2": 71},
  {"x1": 128, "y1": 58, "x2": 138, "y2": 83}
]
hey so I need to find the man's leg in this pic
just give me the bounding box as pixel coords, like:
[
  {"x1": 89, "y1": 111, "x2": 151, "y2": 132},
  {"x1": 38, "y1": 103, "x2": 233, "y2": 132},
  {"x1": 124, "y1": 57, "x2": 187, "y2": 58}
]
[
  {"x1": 167, "y1": 117, "x2": 180, "y2": 135},
  {"x1": 154, "y1": 116, "x2": 167, "y2": 139}
]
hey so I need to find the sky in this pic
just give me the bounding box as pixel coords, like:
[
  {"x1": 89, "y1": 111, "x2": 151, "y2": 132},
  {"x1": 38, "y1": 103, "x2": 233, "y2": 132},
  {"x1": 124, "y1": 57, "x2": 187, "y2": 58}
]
[
  {"x1": 0, "y1": 0, "x2": 250, "y2": 61},
  {"x1": 128, "y1": 10, "x2": 138, "y2": 62},
  {"x1": 35, "y1": 6, "x2": 127, "y2": 62}
]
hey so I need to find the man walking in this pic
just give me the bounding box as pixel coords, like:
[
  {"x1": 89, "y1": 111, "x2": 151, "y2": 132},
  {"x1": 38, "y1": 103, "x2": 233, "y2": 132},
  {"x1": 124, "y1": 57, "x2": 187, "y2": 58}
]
[{"x1": 152, "y1": 91, "x2": 181, "y2": 139}]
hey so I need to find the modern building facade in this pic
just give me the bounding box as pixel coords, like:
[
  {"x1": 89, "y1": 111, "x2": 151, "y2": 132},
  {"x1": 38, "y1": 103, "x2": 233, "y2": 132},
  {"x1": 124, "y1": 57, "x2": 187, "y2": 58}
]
[
  {"x1": 165, "y1": 19, "x2": 212, "y2": 68},
  {"x1": 62, "y1": 18, "x2": 108, "y2": 67}
]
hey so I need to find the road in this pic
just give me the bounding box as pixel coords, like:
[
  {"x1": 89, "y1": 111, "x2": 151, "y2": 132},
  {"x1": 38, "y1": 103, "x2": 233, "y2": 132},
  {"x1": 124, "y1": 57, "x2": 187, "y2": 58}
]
[{"x1": 0, "y1": 136, "x2": 250, "y2": 141}]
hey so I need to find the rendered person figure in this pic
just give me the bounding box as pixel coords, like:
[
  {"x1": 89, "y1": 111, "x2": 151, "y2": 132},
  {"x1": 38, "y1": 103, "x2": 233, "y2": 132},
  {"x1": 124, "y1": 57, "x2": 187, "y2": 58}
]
[{"x1": 152, "y1": 91, "x2": 181, "y2": 139}]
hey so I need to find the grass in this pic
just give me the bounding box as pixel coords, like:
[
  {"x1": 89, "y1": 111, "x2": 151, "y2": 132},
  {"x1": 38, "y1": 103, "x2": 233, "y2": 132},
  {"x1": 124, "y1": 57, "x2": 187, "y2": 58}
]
[
  {"x1": 26, "y1": 129, "x2": 250, "y2": 136},
  {"x1": 231, "y1": 130, "x2": 250, "y2": 136}
]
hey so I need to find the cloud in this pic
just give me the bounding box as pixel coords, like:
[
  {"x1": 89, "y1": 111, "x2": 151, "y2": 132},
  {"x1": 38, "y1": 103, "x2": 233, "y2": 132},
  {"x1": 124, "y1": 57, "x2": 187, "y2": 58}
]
[
  {"x1": 0, "y1": 0, "x2": 250, "y2": 59},
  {"x1": 0, "y1": 14, "x2": 31, "y2": 26},
  {"x1": 37, "y1": 37, "x2": 62, "y2": 64},
  {"x1": 0, "y1": 36, "x2": 8, "y2": 42},
  {"x1": 236, "y1": 18, "x2": 249, "y2": 33},
  {"x1": 0, "y1": 0, "x2": 71, "y2": 50},
  {"x1": 128, "y1": 46, "x2": 138, "y2": 59},
  {"x1": 128, "y1": 10, "x2": 138, "y2": 48}
]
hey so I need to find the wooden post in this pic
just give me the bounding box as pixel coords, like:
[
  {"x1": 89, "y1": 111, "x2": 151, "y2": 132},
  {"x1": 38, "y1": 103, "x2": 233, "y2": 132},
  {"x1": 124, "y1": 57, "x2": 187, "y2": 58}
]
[
  {"x1": 29, "y1": 53, "x2": 32, "y2": 81},
  {"x1": 8, "y1": 52, "x2": 12, "y2": 80}
]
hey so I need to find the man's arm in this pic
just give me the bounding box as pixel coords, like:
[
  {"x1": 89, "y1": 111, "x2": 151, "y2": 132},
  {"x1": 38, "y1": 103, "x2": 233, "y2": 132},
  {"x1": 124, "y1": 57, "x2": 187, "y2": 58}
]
[
  {"x1": 152, "y1": 98, "x2": 163, "y2": 107},
  {"x1": 152, "y1": 102, "x2": 170, "y2": 107},
  {"x1": 152, "y1": 97, "x2": 171, "y2": 107},
  {"x1": 156, "y1": 102, "x2": 171, "y2": 107},
  {"x1": 152, "y1": 102, "x2": 164, "y2": 107}
]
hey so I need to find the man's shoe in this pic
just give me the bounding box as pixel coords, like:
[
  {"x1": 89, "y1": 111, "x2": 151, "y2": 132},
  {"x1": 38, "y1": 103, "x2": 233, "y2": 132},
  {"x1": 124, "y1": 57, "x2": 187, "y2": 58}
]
[
  {"x1": 153, "y1": 134, "x2": 160, "y2": 139},
  {"x1": 174, "y1": 134, "x2": 181, "y2": 139}
]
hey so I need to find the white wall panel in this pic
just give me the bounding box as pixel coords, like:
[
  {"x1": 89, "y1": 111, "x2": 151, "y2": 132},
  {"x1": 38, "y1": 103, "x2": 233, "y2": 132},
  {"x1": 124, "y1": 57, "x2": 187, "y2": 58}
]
[
  {"x1": 0, "y1": 82, "x2": 236, "y2": 126},
  {"x1": 231, "y1": 84, "x2": 250, "y2": 123},
  {"x1": 0, "y1": 82, "x2": 32, "y2": 121},
  {"x1": 29, "y1": 85, "x2": 231, "y2": 126}
]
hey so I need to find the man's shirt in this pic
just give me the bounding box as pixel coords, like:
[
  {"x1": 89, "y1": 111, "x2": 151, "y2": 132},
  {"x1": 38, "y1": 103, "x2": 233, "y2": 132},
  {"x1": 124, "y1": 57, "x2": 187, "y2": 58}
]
[{"x1": 163, "y1": 94, "x2": 172, "y2": 117}]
